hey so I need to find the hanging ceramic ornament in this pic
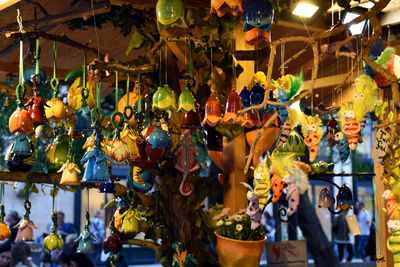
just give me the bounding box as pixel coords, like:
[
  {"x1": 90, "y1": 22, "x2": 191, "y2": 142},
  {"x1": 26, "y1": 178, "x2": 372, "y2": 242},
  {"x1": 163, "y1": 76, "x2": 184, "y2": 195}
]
[
  {"x1": 325, "y1": 115, "x2": 341, "y2": 147},
  {"x1": 335, "y1": 132, "x2": 350, "y2": 163},
  {"x1": 249, "y1": 83, "x2": 264, "y2": 124},
  {"x1": 253, "y1": 159, "x2": 270, "y2": 209},
  {"x1": 283, "y1": 173, "x2": 299, "y2": 216},
  {"x1": 243, "y1": 0, "x2": 273, "y2": 45},
  {"x1": 15, "y1": 201, "x2": 37, "y2": 242},
  {"x1": 320, "y1": 22, "x2": 353, "y2": 56},
  {"x1": 148, "y1": 123, "x2": 171, "y2": 150},
  {"x1": 43, "y1": 212, "x2": 64, "y2": 251},
  {"x1": 202, "y1": 93, "x2": 222, "y2": 127},
  {"x1": 239, "y1": 86, "x2": 258, "y2": 128},
  {"x1": 373, "y1": 47, "x2": 396, "y2": 88},
  {"x1": 120, "y1": 204, "x2": 141, "y2": 234},
  {"x1": 0, "y1": 205, "x2": 10, "y2": 241},
  {"x1": 76, "y1": 212, "x2": 96, "y2": 253},
  {"x1": 301, "y1": 114, "x2": 323, "y2": 162},
  {"x1": 24, "y1": 74, "x2": 48, "y2": 125},
  {"x1": 108, "y1": 113, "x2": 131, "y2": 164},
  {"x1": 5, "y1": 133, "x2": 35, "y2": 172},
  {"x1": 383, "y1": 190, "x2": 400, "y2": 220},
  {"x1": 270, "y1": 153, "x2": 295, "y2": 203},
  {"x1": 156, "y1": 0, "x2": 187, "y2": 30},
  {"x1": 203, "y1": 124, "x2": 223, "y2": 169},
  {"x1": 120, "y1": 128, "x2": 142, "y2": 162},
  {"x1": 127, "y1": 166, "x2": 154, "y2": 193},
  {"x1": 178, "y1": 86, "x2": 196, "y2": 113},
  {"x1": 104, "y1": 217, "x2": 123, "y2": 254},
  {"x1": 353, "y1": 75, "x2": 379, "y2": 113},
  {"x1": 174, "y1": 129, "x2": 200, "y2": 196},
  {"x1": 171, "y1": 241, "x2": 198, "y2": 267},
  {"x1": 210, "y1": 0, "x2": 243, "y2": 17},
  {"x1": 318, "y1": 187, "x2": 335, "y2": 208},
  {"x1": 46, "y1": 133, "x2": 69, "y2": 173},
  {"x1": 336, "y1": 184, "x2": 353, "y2": 210},
  {"x1": 81, "y1": 146, "x2": 115, "y2": 183},
  {"x1": 338, "y1": 101, "x2": 365, "y2": 151},
  {"x1": 153, "y1": 84, "x2": 176, "y2": 111},
  {"x1": 24, "y1": 66, "x2": 47, "y2": 87},
  {"x1": 58, "y1": 162, "x2": 81, "y2": 185},
  {"x1": 242, "y1": 183, "x2": 262, "y2": 229},
  {"x1": 222, "y1": 88, "x2": 243, "y2": 124},
  {"x1": 9, "y1": 107, "x2": 34, "y2": 135}
]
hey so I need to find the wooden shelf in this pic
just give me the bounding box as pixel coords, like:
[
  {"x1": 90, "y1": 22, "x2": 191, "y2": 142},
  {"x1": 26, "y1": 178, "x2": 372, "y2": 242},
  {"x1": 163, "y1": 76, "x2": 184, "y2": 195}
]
[{"x1": 0, "y1": 170, "x2": 60, "y2": 184}]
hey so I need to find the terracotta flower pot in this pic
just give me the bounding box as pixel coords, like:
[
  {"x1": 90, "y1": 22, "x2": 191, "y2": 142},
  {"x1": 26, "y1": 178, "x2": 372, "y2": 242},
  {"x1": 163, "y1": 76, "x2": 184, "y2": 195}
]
[{"x1": 215, "y1": 232, "x2": 266, "y2": 267}]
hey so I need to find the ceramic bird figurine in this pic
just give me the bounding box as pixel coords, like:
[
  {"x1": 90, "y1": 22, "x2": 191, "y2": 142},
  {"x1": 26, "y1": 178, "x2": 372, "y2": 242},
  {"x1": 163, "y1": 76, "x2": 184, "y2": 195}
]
[
  {"x1": 283, "y1": 174, "x2": 299, "y2": 216},
  {"x1": 318, "y1": 187, "x2": 335, "y2": 208},
  {"x1": 242, "y1": 183, "x2": 262, "y2": 230},
  {"x1": 336, "y1": 184, "x2": 353, "y2": 210},
  {"x1": 58, "y1": 161, "x2": 81, "y2": 185},
  {"x1": 15, "y1": 219, "x2": 37, "y2": 242},
  {"x1": 301, "y1": 114, "x2": 323, "y2": 162},
  {"x1": 171, "y1": 241, "x2": 198, "y2": 267},
  {"x1": 338, "y1": 101, "x2": 366, "y2": 151},
  {"x1": 253, "y1": 159, "x2": 270, "y2": 209}
]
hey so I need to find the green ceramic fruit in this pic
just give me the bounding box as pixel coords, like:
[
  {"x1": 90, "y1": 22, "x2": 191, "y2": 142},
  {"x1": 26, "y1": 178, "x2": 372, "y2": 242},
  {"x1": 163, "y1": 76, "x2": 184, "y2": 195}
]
[{"x1": 156, "y1": 0, "x2": 187, "y2": 30}]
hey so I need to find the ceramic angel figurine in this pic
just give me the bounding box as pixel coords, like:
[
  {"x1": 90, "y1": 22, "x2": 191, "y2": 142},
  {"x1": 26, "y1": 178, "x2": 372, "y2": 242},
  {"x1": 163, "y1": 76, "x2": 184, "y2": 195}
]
[
  {"x1": 58, "y1": 161, "x2": 81, "y2": 185},
  {"x1": 15, "y1": 218, "x2": 37, "y2": 242},
  {"x1": 301, "y1": 114, "x2": 323, "y2": 162},
  {"x1": 75, "y1": 212, "x2": 96, "y2": 254}
]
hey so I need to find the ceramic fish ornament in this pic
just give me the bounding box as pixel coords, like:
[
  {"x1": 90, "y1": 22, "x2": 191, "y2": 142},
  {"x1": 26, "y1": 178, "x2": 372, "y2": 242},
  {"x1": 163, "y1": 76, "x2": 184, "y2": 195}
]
[
  {"x1": 301, "y1": 114, "x2": 323, "y2": 162},
  {"x1": 223, "y1": 88, "x2": 243, "y2": 124},
  {"x1": 318, "y1": 187, "x2": 335, "y2": 208},
  {"x1": 171, "y1": 241, "x2": 198, "y2": 267},
  {"x1": 15, "y1": 219, "x2": 37, "y2": 242},
  {"x1": 120, "y1": 208, "x2": 141, "y2": 234},
  {"x1": 58, "y1": 161, "x2": 81, "y2": 185},
  {"x1": 156, "y1": 0, "x2": 187, "y2": 30},
  {"x1": 283, "y1": 174, "x2": 299, "y2": 216},
  {"x1": 325, "y1": 115, "x2": 341, "y2": 147},
  {"x1": 210, "y1": 0, "x2": 243, "y2": 17},
  {"x1": 242, "y1": 183, "x2": 262, "y2": 230},
  {"x1": 335, "y1": 132, "x2": 350, "y2": 163},
  {"x1": 338, "y1": 101, "x2": 366, "y2": 151},
  {"x1": 383, "y1": 190, "x2": 400, "y2": 220},
  {"x1": 202, "y1": 93, "x2": 222, "y2": 127},
  {"x1": 336, "y1": 184, "x2": 353, "y2": 210},
  {"x1": 253, "y1": 159, "x2": 270, "y2": 209}
]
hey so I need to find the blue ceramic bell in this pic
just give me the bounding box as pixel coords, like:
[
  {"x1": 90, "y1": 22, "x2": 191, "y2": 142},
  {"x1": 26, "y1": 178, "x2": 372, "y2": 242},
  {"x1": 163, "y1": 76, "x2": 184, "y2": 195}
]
[
  {"x1": 250, "y1": 83, "x2": 265, "y2": 121},
  {"x1": 75, "y1": 106, "x2": 93, "y2": 133},
  {"x1": 75, "y1": 212, "x2": 96, "y2": 254},
  {"x1": 243, "y1": 0, "x2": 274, "y2": 32},
  {"x1": 239, "y1": 86, "x2": 251, "y2": 108},
  {"x1": 148, "y1": 124, "x2": 171, "y2": 150},
  {"x1": 5, "y1": 133, "x2": 35, "y2": 171},
  {"x1": 99, "y1": 177, "x2": 116, "y2": 193},
  {"x1": 318, "y1": 187, "x2": 335, "y2": 208},
  {"x1": 336, "y1": 184, "x2": 353, "y2": 210},
  {"x1": 81, "y1": 148, "x2": 116, "y2": 183},
  {"x1": 24, "y1": 66, "x2": 47, "y2": 87},
  {"x1": 276, "y1": 88, "x2": 289, "y2": 122},
  {"x1": 127, "y1": 167, "x2": 154, "y2": 193}
]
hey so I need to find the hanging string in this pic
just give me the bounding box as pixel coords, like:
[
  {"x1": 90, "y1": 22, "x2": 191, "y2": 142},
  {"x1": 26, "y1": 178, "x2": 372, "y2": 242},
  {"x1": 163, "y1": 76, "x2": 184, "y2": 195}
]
[
  {"x1": 126, "y1": 74, "x2": 130, "y2": 107},
  {"x1": 281, "y1": 43, "x2": 285, "y2": 76},
  {"x1": 159, "y1": 37, "x2": 162, "y2": 86},
  {"x1": 331, "y1": 0, "x2": 334, "y2": 26},
  {"x1": 210, "y1": 34, "x2": 214, "y2": 91},
  {"x1": 165, "y1": 36, "x2": 168, "y2": 85},
  {"x1": 189, "y1": 41, "x2": 193, "y2": 78},
  {"x1": 51, "y1": 41, "x2": 60, "y2": 98},
  {"x1": 35, "y1": 38, "x2": 39, "y2": 75},
  {"x1": 388, "y1": 25, "x2": 391, "y2": 46},
  {"x1": 90, "y1": 0, "x2": 100, "y2": 59},
  {"x1": 87, "y1": 188, "x2": 90, "y2": 212},
  {"x1": 137, "y1": 74, "x2": 141, "y2": 113}
]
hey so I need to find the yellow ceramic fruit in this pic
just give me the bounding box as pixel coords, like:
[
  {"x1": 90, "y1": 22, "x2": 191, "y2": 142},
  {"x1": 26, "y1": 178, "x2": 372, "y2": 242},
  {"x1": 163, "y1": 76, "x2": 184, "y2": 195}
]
[{"x1": 67, "y1": 77, "x2": 96, "y2": 110}]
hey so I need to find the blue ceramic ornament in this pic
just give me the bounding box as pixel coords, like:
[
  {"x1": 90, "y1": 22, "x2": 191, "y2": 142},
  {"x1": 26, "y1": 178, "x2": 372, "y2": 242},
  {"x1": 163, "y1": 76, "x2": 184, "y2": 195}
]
[
  {"x1": 318, "y1": 187, "x2": 335, "y2": 208},
  {"x1": 239, "y1": 86, "x2": 251, "y2": 108},
  {"x1": 335, "y1": 132, "x2": 350, "y2": 163},
  {"x1": 75, "y1": 106, "x2": 93, "y2": 133},
  {"x1": 12, "y1": 133, "x2": 33, "y2": 156},
  {"x1": 81, "y1": 148, "x2": 116, "y2": 183},
  {"x1": 75, "y1": 212, "x2": 96, "y2": 254},
  {"x1": 148, "y1": 125, "x2": 171, "y2": 150},
  {"x1": 243, "y1": 0, "x2": 274, "y2": 32},
  {"x1": 99, "y1": 177, "x2": 116, "y2": 193},
  {"x1": 364, "y1": 38, "x2": 383, "y2": 77},
  {"x1": 250, "y1": 83, "x2": 265, "y2": 121},
  {"x1": 127, "y1": 167, "x2": 154, "y2": 193},
  {"x1": 24, "y1": 66, "x2": 47, "y2": 87},
  {"x1": 336, "y1": 184, "x2": 353, "y2": 210},
  {"x1": 5, "y1": 133, "x2": 35, "y2": 172},
  {"x1": 276, "y1": 88, "x2": 289, "y2": 122}
]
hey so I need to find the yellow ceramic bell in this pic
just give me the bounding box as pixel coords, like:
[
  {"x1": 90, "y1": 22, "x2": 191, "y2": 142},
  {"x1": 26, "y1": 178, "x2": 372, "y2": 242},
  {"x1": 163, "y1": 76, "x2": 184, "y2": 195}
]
[
  {"x1": 67, "y1": 77, "x2": 96, "y2": 110},
  {"x1": 120, "y1": 208, "x2": 140, "y2": 234},
  {"x1": 58, "y1": 161, "x2": 81, "y2": 185},
  {"x1": 120, "y1": 129, "x2": 141, "y2": 161}
]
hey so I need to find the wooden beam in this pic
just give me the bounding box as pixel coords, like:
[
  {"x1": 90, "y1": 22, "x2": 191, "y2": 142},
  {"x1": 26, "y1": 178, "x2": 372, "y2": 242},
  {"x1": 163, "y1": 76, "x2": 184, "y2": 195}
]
[
  {"x1": 0, "y1": 0, "x2": 21, "y2": 12},
  {"x1": 110, "y1": 0, "x2": 209, "y2": 9},
  {"x1": 0, "y1": 170, "x2": 60, "y2": 184}
]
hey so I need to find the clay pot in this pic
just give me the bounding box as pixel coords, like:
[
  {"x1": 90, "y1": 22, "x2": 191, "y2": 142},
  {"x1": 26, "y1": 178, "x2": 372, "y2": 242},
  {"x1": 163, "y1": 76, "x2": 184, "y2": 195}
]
[{"x1": 215, "y1": 231, "x2": 266, "y2": 267}]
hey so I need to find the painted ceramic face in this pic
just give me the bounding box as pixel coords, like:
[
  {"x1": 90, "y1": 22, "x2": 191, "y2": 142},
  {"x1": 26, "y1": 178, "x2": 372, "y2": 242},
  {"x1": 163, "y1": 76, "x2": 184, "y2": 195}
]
[
  {"x1": 344, "y1": 110, "x2": 356, "y2": 120},
  {"x1": 254, "y1": 172, "x2": 263, "y2": 182},
  {"x1": 306, "y1": 124, "x2": 317, "y2": 133},
  {"x1": 388, "y1": 220, "x2": 400, "y2": 233},
  {"x1": 335, "y1": 132, "x2": 344, "y2": 141}
]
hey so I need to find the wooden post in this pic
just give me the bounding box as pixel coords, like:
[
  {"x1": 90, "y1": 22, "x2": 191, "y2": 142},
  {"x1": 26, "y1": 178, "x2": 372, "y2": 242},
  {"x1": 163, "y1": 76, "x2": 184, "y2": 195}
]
[
  {"x1": 374, "y1": 158, "x2": 394, "y2": 266},
  {"x1": 222, "y1": 24, "x2": 255, "y2": 213}
]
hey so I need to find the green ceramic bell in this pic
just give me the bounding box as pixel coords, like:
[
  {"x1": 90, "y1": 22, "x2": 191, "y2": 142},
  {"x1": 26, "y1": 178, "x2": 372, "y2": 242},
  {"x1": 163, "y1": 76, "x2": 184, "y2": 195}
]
[
  {"x1": 156, "y1": 0, "x2": 187, "y2": 30},
  {"x1": 177, "y1": 87, "x2": 196, "y2": 113},
  {"x1": 46, "y1": 133, "x2": 69, "y2": 173},
  {"x1": 152, "y1": 86, "x2": 162, "y2": 111},
  {"x1": 155, "y1": 84, "x2": 176, "y2": 111}
]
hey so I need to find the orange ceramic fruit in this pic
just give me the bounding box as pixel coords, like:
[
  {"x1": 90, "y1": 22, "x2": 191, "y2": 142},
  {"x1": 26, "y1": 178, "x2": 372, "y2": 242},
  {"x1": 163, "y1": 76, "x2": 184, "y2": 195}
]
[
  {"x1": 45, "y1": 99, "x2": 66, "y2": 120},
  {"x1": 0, "y1": 223, "x2": 10, "y2": 241},
  {"x1": 9, "y1": 108, "x2": 34, "y2": 135}
]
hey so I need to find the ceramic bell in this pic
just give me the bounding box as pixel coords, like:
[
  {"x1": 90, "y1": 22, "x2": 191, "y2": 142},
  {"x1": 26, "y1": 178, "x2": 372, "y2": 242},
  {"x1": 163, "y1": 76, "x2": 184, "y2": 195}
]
[
  {"x1": 0, "y1": 205, "x2": 10, "y2": 241},
  {"x1": 75, "y1": 216, "x2": 96, "y2": 254},
  {"x1": 202, "y1": 93, "x2": 222, "y2": 127},
  {"x1": 203, "y1": 124, "x2": 223, "y2": 169},
  {"x1": 178, "y1": 86, "x2": 196, "y2": 113},
  {"x1": 210, "y1": 0, "x2": 243, "y2": 17},
  {"x1": 46, "y1": 133, "x2": 69, "y2": 173},
  {"x1": 81, "y1": 148, "x2": 115, "y2": 183},
  {"x1": 120, "y1": 208, "x2": 140, "y2": 234},
  {"x1": 127, "y1": 167, "x2": 154, "y2": 193},
  {"x1": 107, "y1": 139, "x2": 131, "y2": 163},
  {"x1": 153, "y1": 84, "x2": 176, "y2": 111},
  {"x1": 45, "y1": 99, "x2": 66, "y2": 120},
  {"x1": 336, "y1": 184, "x2": 353, "y2": 210},
  {"x1": 75, "y1": 106, "x2": 93, "y2": 133},
  {"x1": 156, "y1": 0, "x2": 187, "y2": 30},
  {"x1": 136, "y1": 126, "x2": 164, "y2": 168},
  {"x1": 24, "y1": 66, "x2": 46, "y2": 87},
  {"x1": 9, "y1": 108, "x2": 34, "y2": 135},
  {"x1": 5, "y1": 133, "x2": 35, "y2": 172},
  {"x1": 318, "y1": 187, "x2": 335, "y2": 208},
  {"x1": 239, "y1": 86, "x2": 258, "y2": 128},
  {"x1": 181, "y1": 110, "x2": 201, "y2": 129},
  {"x1": 103, "y1": 235, "x2": 122, "y2": 254},
  {"x1": 58, "y1": 161, "x2": 81, "y2": 185},
  {"x1": 24, "y1": 74, "x2": 48, "y2": 125},
  {"x1": 245, "y1": 28, "x2": 271, "y2": 46},
  {"x1": 222, "y1": 88, "x2": 242, "y2": 124},
  {"x1": 243, "y1": 0, "x2": 273, "y2": 45}
]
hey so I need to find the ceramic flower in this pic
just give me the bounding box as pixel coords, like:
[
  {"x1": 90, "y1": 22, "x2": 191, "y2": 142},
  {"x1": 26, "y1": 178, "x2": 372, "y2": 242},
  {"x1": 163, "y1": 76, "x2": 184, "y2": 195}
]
[
  {"x1": 153, "y1": 84, "x2": 176, "y2": 111},
  {"x1": 107, "y1": 139, "x2": 131, "y2": 163},
  {"x1": 58, "y1": 161, "x2": 81, "y2": 185},
  {"x1": 0, "y1": 223, "x2": 10, "y2": 241},
  {"x1": 178, "y1": 87, "x2": 196, "y2": 113},
  {"x1": 202, "y1": 93, "x2": 222, "y2": 127},
  {"x1": 43, "y1": 233, "x2": 64, "y2": 251},
  {"x1": 45, "y1": 98, "x2": 66, "y2": 120}
]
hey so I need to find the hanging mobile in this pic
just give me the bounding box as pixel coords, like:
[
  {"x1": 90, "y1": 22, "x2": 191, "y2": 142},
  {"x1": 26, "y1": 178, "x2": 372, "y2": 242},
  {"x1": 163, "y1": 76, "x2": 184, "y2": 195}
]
[
  {"x1": 75, "y1": 53, "x2": 93, "y2": 134},
  {"x1": 43, "y1": 183, "x2": 64, "y2": 251},
  {"x1": 58, "y1": 127, "x2": 81, "y2": 185}
]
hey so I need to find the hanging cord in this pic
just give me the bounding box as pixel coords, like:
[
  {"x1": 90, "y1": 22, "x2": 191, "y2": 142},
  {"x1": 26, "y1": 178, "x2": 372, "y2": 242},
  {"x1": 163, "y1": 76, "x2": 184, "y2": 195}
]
[
  {"x1": 137, "y1": 74, "x2": 142, "y2": 113},
  {"x1": 281, "y1": 43, "x2": 285, "y2": 76},
  {"x1": 388, "y1": 25, "x2": 391, "y2": 46},
  {"x1": 115, "y1": 71, "x2": 119, "y2": 113},
  {"x1": 90, "y1": 0, "x2": 100, "y2": 59},
  {"x1": 81, "y1": 52, "x2": 89, "y2": 108},
  {"x1": 159, "y1": 37, "x2": 162, "y2": 86},
  {"x1": 331, "y1": 0, "x2": 334, "y2": 26},
  {"x1": 24, "y1": 176, "x2": 31, "y2": 220},
  {"x1": 16, "y1": 39, "x2": 26, "y2": 108},
  {"x1": 210, "y1": 34, "x2": 214, "y2": 92},
  {"x1": 50, "y1": 41, "x2": 59, "y2": 98},
  {"x1": 16, "y1": 7, "x2": 25, "y2": 34},
  {"x1": 164, "y1": 36, "x2": 168, "y2": 85},
  {"x1": 35, "y1": 38, "x2": 40, "y2": 75}
]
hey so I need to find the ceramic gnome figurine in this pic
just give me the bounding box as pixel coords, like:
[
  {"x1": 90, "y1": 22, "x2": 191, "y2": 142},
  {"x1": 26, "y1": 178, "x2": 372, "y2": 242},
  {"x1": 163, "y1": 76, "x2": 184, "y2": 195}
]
[{"x1": 171, "y1": 241, "x2": 198, "y2": 267}]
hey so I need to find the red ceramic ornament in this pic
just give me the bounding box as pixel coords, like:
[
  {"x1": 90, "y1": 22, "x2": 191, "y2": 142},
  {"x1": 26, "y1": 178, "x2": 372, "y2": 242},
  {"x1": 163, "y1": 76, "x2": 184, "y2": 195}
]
[
  {"x1": 24, "y1": 96, "x2": 48, "y2": 124},
  {"x1": 202, "y1": 93, "x2": 222, "y2": 127},
  {"x1": 223, "y1": 88, "x2": 243, "y2": 124},
  {"x1": 9, "y1": 108, "x2": 34, "y2": 135},
  {"x1": 181, "y1": 110, "x2": 201, "y2": 128},
  {"x1": 210, "y1": 0, "x2": 243, "y2": 17},
  {"x1": 103, "y1": 235, "x2": 122, "y2": 254},
  {"x1": 245, "y1": 28, "x2": 271, "y2": 46}
]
